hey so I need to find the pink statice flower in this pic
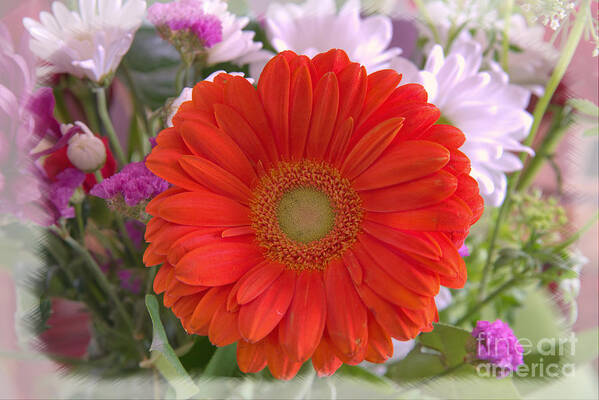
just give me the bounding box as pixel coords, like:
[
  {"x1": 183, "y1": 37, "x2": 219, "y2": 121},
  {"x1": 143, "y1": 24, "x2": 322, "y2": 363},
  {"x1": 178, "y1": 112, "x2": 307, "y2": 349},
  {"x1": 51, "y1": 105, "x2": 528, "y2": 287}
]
[
  {"x1": 90, "y1": 162, "x2": 169, "y2": 207},
  {"x1": 117, "y1": 270, "x2": 142, "y2": 294},
  {"x1": 148, "y1": 0, "x2": 223, "y2": 48},
  {"x1": 472, "y1": 320, "x2": 524, "y2": 377},
  {"x1": 458, "y1": 244, "x2": 470, "y2": 257}
]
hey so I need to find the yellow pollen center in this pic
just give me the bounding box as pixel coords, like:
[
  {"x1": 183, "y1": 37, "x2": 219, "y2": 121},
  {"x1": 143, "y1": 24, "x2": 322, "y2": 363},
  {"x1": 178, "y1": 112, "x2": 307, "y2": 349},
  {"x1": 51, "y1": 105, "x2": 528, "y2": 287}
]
[
  {"x1": 250, "y1": 160, "x2": 363, "y2": 271},
  {"x1": 277, "y1": 187, "x2": 335, "y2": 244}
]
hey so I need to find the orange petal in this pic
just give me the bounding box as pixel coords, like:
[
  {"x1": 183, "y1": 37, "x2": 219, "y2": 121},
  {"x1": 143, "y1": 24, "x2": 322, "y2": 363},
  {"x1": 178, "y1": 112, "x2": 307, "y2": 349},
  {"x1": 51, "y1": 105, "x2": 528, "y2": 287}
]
[
  {"x1": 166, "y1": 279, "x2": 208, "y2": 298},
  {"x1": 433, "y1": 232, "x2": 467, "y2": 289},
  {"x1": 191, "y1": 80, "x2": 223, "y2": 115},
  {"x1": 279, "y1": 270, "x2": 326, "y2": 362},
  {"x1": 391, "y1": 83, "x2": 429, "y2": 103},
  {"x1": 188, "y1": 285, "x2": 230, "y2": 335},
  {"x1": 208, "y1": 303, "x2": 241, "y2": 347},
  {"x1": 365, "y1": 315, "x2": 393, "y2": 363},
  {"x1": 324, "y1": 259, "x2": 368, "y2": 360},
  {"x1": 238, "y1": 270, "x2": 296, "y2": 342},
  {"x1": 143, "y1": 242, "x2": 166, "y2": 266},
  {"x1": 158, "y1": 191, "x2": 250, "y2": 227},
  {"x1": 224, "y1": 76, "x2": 279, "y2": 161},
  {"x1": 341, "y1": 117, "x2": 404, "y2": 179},
  {"x1": 390, "y1": 103, "x2": 440, "y2": 141},
  {"x1": 365, "y1": 195, "x2": 473, "y2": 232},
  {"x1": 214, "y1": 103, "x2": 271, "y2": 165},
  {"x1": 327, "y1": 117, "x2": 354, "y2": 167},
  {"x1": 420, "y1": 124, "x2": 465, "y2": 149},
  {"x1": 444, "y1": 149, "x2": 471, "y2": 176},
  {"x1": 237, "y1": 340, "x2": 267, "y2": 373},
  {"x1": 221, "y1": 226, "x2": 255, "y2": 238},
  {"x1": 146, "y1": 188, "x2": 185, "y2": 217},
  {"x1": 352, "y1": 140, "x2": 451, "y2": 191},
  {"x1": 153, "y1": 263, "x2": 174, "y2": 294},
  {"x1": 305, "y1": 72, "x2": 340, "y2": 160},
  {"x1": 356, "y1": 284, "x2": 413, "y2": 341},
  {"x1": 175, "y1": 241, "x2": 263, "y2": 286},
  {"x1": 311, "y1": 49, "x2": 351, "y2": 80},
  {"x1": 152, "y1": 224, "x2": 198, "y2": 255},
  {"x1": 357, "y1": 235, "x2": 440, "y2": 296},
  {"x1": 362, "y1": 220, "x2": 442, "y2": 261},
  {"x1": 342, "y1": 248, "x2": 363, "y2": 285},
  {"x1": 360, "y1": 170, "x2": 457, "y2": 212},
  {"x1": 236, "y1": 261, "x2": 286, "y2": 305},
  {"x1": 335, "y1": 63, "x2": 367, "y2": 129},
  {"x1": 356, "y1": 70, "x2": 402, "y2": 129},
  {"x1": 179, "y1": 155, "x2": 252, "y2": 204},
  {"x1": 264, "y1": 331, "x2": 303, "y2": 380},
  {"x1": 145, "y1": 216, "x2": 168, "y2": 241},
  {"x1": 167, "y1": 229, "x2": 222, "y2": 265},
  {"x1": 179, "y1": 120, "x2": 257, "y2": 185},
  {"x1": 172, "y1": 293, "x2": 205, "y2": 319},
  {"x1": 258, "y1": 55, "x2": 291, "y2": 158},
  {"x1": 352, "y1": 242, "x2": 431, "y2": 309},
  {"x1": 312, "y1": 335, "x2": 343, "y2": 377},
  {"x1": 146, "y1": 149, "x2": 205, "y2": 191},
  {"x1": 289, "y1": 64, "x2": 313, "y2": 159}
]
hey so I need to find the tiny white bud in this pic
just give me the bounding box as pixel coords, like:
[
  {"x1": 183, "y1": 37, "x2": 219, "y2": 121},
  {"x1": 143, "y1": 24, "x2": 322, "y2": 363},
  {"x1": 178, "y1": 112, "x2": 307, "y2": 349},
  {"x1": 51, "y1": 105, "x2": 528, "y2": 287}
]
[{"x1": 66, "y1": 121, "x2": 106, "y2": 173}]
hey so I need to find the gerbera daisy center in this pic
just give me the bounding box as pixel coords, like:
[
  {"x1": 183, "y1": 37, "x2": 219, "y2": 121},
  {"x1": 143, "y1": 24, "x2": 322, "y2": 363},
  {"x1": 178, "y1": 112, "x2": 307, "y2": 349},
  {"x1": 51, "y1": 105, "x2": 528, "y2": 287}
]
[
  {"x1": 250, "y1": 160, "x2": 363, "y2": 271},
  {"x1": 276, "y1": 187, "x2": 335, "y2": 243}
]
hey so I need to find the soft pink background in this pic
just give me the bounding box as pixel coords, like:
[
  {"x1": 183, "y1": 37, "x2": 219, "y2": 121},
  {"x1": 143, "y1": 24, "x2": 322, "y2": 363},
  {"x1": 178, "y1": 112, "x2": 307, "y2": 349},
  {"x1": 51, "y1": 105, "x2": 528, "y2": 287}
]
[{"x1": 0, "y1": 1, "x2": 597, "y2": 398}]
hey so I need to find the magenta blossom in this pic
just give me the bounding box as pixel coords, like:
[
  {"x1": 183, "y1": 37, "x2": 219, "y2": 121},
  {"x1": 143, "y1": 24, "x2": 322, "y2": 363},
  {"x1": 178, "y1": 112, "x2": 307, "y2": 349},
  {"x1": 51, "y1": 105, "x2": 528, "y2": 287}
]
[
  {"x1": 90, "y1": 162, "x2": 169, "y2": 207},
  {"x1": 472, "y1": 320, "x2": 524, "y2": 376},
  {"x1": 49, "y1": 168, "x2": 85, "y2": 219},
  {"x1": 148, "y1": 0, "x2": 223, "y2": 48}
]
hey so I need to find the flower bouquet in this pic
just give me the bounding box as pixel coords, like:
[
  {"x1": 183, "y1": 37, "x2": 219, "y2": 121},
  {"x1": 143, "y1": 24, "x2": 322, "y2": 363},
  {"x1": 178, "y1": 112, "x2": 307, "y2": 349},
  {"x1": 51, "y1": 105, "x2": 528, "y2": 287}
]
[{"x1": 1, "y1": 0, "x2": 598, "y2": 398}]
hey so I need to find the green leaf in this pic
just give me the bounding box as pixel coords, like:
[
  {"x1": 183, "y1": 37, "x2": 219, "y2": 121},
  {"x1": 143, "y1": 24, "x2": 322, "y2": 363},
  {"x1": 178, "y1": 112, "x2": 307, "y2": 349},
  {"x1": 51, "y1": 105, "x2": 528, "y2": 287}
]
[
  {"x1": 203, "y1": 343, "x2": 240, "y2": 377},
  {"x1": 145, "y1": 295, "x2": 199, "y2": 399},
  {"x1": 337, "y1": 364, "x2": 393, "y2": 388},
  {"x1": 567, "y1": 98, "x2": 599, "y2": 117},
  {"x1": 386, "y1": 347, "x2": 445, "y2": 382},
  {"x1": 122, "y1": 27, "x2": 181, "y2": 109},
  {"x1": 418, "y1": 323, "x2": 476, "y2": 366}
]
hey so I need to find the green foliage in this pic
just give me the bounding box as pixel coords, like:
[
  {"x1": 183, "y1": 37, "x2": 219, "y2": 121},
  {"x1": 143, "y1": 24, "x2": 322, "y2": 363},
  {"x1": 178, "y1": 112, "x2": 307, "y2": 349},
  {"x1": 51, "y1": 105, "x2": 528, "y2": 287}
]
[{"x1": 145, "y1": 295, "x2": 199, "y2": 399}]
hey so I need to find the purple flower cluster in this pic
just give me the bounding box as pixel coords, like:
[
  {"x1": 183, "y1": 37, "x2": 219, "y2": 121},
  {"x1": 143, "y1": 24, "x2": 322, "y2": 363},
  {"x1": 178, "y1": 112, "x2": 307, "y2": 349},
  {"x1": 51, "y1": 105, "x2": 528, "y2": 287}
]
[
  {"x1": 472, "y1": 320, "x2": 524, "y2": 375},
  {"x1": 148, "y1": 0, "x2": 223, "y2": 48},
  {"x1": 48, "y1": 168, "x2": 85, "y2": 219},
  {"x1": 90, "y1": 162, "x2": 168, "y2": 207}
]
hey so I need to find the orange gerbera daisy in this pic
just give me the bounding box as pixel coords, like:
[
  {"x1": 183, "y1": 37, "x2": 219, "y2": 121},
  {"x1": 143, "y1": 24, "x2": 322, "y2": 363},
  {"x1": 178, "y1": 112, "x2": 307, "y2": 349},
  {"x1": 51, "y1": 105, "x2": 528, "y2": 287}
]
[{"x1": 144, "y1": 49, "x2": 483, "y2": 380}]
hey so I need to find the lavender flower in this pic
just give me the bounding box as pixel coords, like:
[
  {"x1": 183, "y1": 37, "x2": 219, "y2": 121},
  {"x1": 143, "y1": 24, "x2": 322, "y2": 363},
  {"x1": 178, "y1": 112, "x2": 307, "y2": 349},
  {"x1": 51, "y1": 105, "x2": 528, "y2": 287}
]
[
  {"x1": 90, "y1": 162, "x2": 169, "y2": 207},
  {"x1": 148, "y1": 0, "x2": 223, "y2": 48},
  {"x1": 472, "y1": 320, "x2": 524, "y2": 376},
  {"x1": 49, "y1": 168, "x2": 85, "y2": 219},
  {"x1": 458, "y1": 244, "x2": 470, "y2": 257}
]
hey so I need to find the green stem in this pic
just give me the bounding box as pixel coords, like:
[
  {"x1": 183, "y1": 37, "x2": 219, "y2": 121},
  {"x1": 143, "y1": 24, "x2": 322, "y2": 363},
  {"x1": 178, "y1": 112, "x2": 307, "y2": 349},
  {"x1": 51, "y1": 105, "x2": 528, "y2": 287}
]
[
  {"x1": 477, "y1": 198, "x2": 511, "y2": 301},
  {"x1": 96, "y1": 86, "x2": 127, "y2": 167},
  {"x1": 516, "y1": 107, "x2": 572, "y2": 191},
  {"x1": 53, "y1": 88, "x2": 71, "y2": 123},
  {"x1": 413, "y1": 0, "x2": 442, "y2": 45},
  {"x1": 501, "y1": 0, "x2": 514, "y2": 72},
  {"x1": 64, "y1": 235, "x2": 145, "y2": 357},
  {"x1": 74, "y1": 201, "x2": 85, "y2": 240},
  {"x1": 77, "y1": 90, "x2": 101, "y2": 133},
  {"x1": 520, "y1": 1, "x2": 590, "y2": 153},
  {"x1": 175, "y1": 63, "x2": 187, "y2": 94},
  {"x1": 94, "y1": 170, "x2": 103, "y2": 183},
  {"x1": 457, "y1": 275, "x2": 523, "y2": 326}
]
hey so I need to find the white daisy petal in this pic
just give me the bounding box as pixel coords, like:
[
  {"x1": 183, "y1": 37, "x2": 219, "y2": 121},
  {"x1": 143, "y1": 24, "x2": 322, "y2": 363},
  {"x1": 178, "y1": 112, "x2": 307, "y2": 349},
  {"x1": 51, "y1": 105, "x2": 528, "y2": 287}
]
[
  {"x1": 24, "y1": 0, "x2": 145, "y2": 83},
  {"x1": 390, "y1": 37, "x2": 533, "y2": 207},
  {"x1": 252, "y1": 0, "x2": 401, "y2": 78}
]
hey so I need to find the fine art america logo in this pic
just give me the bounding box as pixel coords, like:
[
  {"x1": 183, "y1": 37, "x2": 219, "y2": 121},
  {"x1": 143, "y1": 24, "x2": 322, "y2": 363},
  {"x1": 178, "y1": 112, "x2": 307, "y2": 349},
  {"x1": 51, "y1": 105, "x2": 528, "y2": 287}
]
[{"x1": 476, "y1": 333, "x2": 578, "y2": 378}]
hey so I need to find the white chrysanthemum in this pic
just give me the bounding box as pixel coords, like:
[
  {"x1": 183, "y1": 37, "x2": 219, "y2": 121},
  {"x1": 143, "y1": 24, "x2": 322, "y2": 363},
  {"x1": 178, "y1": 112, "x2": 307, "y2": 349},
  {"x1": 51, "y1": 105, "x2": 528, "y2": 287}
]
[
  {"x1": 198, "y1": 0, "x2": 268, "y2": 66},
  {"x1": 261, "y1": 0, "x2": 401, "y2": 72},
  {"x1": 391, "y1": 40, "x2": 534, "y2": 207},
  {"x1": 23, "y1": 0, "x2": 146, "y2": 84}
]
